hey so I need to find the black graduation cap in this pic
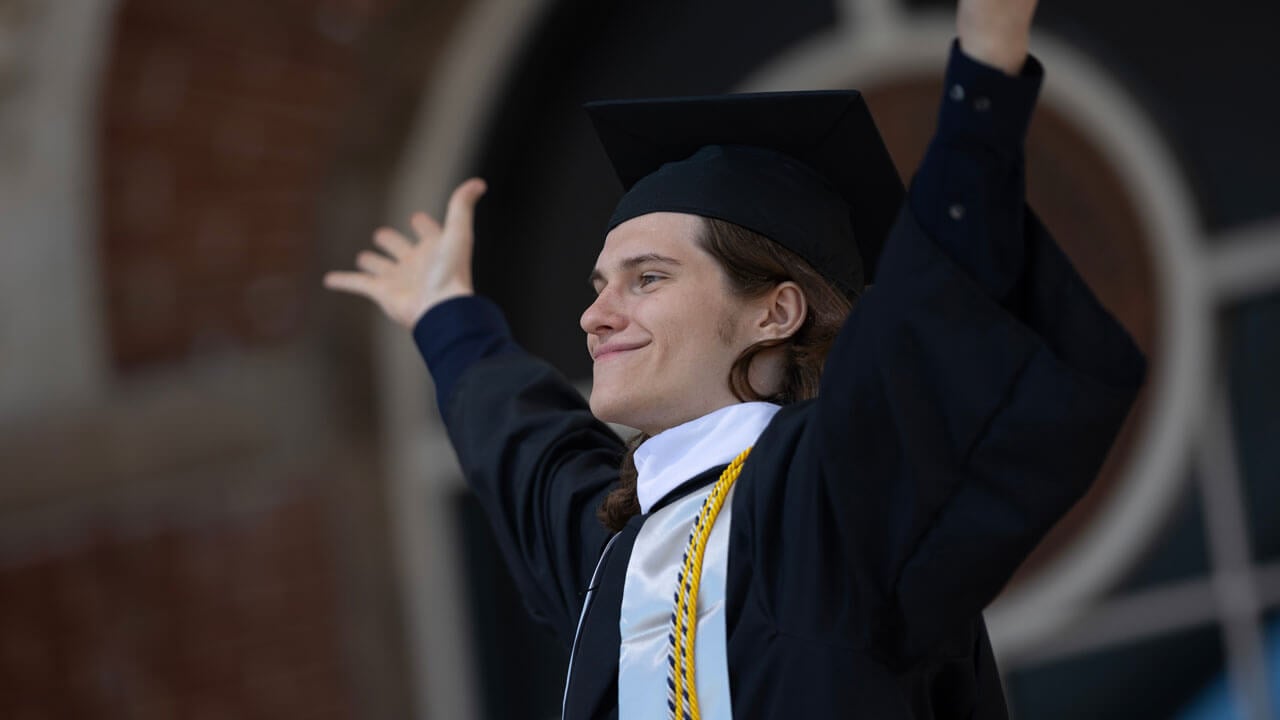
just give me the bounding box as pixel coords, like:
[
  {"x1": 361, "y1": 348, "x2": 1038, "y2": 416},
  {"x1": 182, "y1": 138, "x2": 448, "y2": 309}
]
[{"x1": 585, "y1": 90, "x2": 905, "y2": 297}]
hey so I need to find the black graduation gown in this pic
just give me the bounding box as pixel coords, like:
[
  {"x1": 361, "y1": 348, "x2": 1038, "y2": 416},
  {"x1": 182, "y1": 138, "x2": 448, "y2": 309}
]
[{"x1": 414, "y1": 46, "x2": 1146, "y2": 720}]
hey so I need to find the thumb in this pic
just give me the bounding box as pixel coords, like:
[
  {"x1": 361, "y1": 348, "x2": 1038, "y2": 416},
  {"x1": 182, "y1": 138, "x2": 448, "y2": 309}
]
[{"x1": 444, "y1": 177, "x2": 488, "y2": 234}]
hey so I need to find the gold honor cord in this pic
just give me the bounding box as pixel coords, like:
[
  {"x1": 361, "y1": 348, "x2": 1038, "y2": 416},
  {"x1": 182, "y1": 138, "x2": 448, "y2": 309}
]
[{"x1": 666, "y1": 446, "x2": 752, "y2": 720}]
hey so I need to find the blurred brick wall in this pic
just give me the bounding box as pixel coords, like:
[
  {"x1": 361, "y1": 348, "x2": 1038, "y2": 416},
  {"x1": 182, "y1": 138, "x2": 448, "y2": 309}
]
[
  {"x1": 99, "y1": 0, "x2": 391, "y2": 371},
  {"x1": 0, "y1": 488, "x2": 348, "y2": 720},
  {"x1": 0, "y1": 0, "x2": 473, "y2": 718}
]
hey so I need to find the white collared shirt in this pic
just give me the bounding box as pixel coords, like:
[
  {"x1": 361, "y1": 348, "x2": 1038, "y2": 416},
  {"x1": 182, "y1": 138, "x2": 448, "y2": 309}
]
[{"x1": 633, "y1": 401, "x2": 782, "y2": 515}]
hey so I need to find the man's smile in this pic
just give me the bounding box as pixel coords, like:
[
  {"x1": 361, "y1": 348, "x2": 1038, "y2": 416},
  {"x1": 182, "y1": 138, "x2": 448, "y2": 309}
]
[{"x1": 592, "y1": 341, "x2": 648, "y2": 362}]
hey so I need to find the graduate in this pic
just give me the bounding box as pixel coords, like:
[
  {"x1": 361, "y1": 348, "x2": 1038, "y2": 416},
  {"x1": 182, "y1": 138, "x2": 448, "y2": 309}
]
[{"x1": 325, "y1": 0, "x2": 1146, "y2": 716}]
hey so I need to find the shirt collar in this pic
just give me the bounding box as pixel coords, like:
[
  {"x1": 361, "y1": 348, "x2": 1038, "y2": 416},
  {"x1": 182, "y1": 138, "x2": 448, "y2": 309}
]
[{"x1": 634, "y1": 402, "x2": 781, "y2": 515}]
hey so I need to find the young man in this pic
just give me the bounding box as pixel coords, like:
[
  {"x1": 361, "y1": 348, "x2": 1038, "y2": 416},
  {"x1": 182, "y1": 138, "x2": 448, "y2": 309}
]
[{"x1": 325, "y1": 0, "x2": 1146, "y2": 717}]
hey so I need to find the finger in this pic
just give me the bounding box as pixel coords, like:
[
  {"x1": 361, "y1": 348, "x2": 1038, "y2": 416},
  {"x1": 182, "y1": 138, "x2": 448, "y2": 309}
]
[
  {"x1": 411, "y1": 211, "x2": 442, "y2": 240},
  {"x1": 356, "y1": 250, "x2": 395, "y2": 275},
  {"x1": 443, "y1": 177, "x2": 488, "y2": 233},
  {"x1": 372, "y1": 228, "x2": 414, "y2": 259},
  {"x1": 323, "y1": 271, "x2": 377, "y2": 298}
]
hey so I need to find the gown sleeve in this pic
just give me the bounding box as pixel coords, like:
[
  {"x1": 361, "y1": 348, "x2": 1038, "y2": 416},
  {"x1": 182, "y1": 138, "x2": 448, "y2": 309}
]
[
  {"x1": 808, "y1": 43, "x2": 1147, "y2": 663},
  {"x1": 414, "y1": 295, "x2": 624, "y2": 644}
]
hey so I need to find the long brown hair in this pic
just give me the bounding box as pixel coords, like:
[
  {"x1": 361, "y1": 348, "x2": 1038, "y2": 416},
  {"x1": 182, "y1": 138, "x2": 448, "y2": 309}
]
[{"x1": 596, "y1": 217, "x2": 854, "y2": 531}]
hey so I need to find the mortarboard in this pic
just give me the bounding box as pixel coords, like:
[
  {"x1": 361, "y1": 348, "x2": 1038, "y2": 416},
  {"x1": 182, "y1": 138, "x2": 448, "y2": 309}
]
[{"x1": 585, "y1": 91, "x2": 904, "y2": 297}]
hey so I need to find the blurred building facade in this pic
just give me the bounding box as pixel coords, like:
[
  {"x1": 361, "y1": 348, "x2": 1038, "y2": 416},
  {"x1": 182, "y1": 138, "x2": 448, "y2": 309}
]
[{"x1": 0, "y1": 1, "x2": 1277, "y2": 719}]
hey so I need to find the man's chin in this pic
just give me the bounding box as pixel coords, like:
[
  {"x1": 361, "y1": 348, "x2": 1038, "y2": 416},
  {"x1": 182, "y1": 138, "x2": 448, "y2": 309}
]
[
  {"x1": 588, "y1": 394, "x2": 625, "y2": 425},
  {"x1": 589, "y1": 394, "x2": 648, "y2": 434}
]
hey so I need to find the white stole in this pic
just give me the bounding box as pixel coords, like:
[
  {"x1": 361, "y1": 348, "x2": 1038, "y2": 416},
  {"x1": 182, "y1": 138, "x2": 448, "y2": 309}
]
[
  {"x1": 618, "y1": 401, "x2": 779, "y2": 719},
  {"x1": 618, "y1": 483, "x2": 737, "y2": 720}
]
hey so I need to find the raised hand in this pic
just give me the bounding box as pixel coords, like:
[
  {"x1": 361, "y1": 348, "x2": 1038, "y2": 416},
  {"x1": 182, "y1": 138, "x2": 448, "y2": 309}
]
[
  {"x1": 957, "y1": 0, "x2": 1039, "y2": 75},
  {"x1": 324, "y1": 178, "x2": 487, "y2": 329}
]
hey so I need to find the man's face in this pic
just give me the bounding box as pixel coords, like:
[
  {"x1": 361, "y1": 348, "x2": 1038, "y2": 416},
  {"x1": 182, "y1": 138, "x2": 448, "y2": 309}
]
[{"x1": 581, "y1": 212, "x2": 762, "y2": 435}]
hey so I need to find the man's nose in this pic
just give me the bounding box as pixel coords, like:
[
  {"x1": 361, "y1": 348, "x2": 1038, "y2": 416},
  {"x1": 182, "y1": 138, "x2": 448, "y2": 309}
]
[{"x1": 580, "y1": 287, "x2": 625, "y2": 335}]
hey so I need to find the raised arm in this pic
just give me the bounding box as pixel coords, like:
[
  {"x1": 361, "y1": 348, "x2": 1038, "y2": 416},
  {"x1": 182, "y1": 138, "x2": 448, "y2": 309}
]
[
  {"x1": 910, "y1": 0, "x2": 1041, "y2": 306},
  {"x1": 801, "y1": 0, "x2": 1145, "y2": 662},
  {"x1": 324, "y1": 182, "x2": 623, "y2": 643},
  {"x1": 957, "y1": 0, "x2": 1039, "y2": 75}
]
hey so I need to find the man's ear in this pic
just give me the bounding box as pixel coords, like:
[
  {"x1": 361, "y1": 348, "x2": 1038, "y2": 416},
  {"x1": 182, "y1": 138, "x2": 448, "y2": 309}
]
[{"x1": 757, "y1": 281, "x2": 807, "y2": 341}]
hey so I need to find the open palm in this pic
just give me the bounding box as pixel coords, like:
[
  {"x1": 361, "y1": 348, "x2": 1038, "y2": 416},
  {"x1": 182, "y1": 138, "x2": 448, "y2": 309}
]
[{"x1": 324, "y1": 178, "x2": 487, "y2": 329}]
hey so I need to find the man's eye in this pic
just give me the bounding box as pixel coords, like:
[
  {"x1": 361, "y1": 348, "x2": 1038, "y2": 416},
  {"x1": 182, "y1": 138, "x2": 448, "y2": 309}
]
[{"x1": 638, "y1": 273, "x2": 662, "y2": 287}]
